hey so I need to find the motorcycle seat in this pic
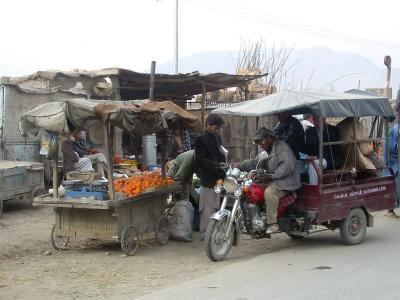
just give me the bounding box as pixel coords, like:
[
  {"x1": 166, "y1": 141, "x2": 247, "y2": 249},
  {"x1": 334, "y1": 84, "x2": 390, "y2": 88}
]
[{"x1": 278, "y1": 192, "x2": 297, "y2": 208}]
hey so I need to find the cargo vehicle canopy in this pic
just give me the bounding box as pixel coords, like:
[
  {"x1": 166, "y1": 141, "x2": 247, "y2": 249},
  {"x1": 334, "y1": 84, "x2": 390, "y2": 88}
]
[{"x1": 212, "y1": 89, "x2": 395, "y2": 120}]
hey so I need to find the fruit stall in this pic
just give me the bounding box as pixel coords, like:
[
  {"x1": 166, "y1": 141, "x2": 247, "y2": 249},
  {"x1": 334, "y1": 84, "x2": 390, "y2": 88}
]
[{"x1": 20, "y1": 99, "x2": 201, "y2": 255}]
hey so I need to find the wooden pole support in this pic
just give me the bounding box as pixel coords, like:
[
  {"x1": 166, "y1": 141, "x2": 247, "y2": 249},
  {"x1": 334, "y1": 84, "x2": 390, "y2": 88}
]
[
  {"x1": 52, "y1": 142, "x2": 58, "y2": 199},
  {"x1": 103, "y1": 123, "x2": 115, "y2": 200},
  {"x1": 319, "y1": 116, "x2": 324, "y2": 189},
  {"x1": 201, "y1": 82, "x2": 206, "y2": 128}
]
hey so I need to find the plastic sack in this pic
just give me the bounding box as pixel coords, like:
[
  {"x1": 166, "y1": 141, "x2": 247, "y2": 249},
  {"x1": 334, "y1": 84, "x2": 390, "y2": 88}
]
[
  {"x1": 40, "y1": 132, "x2": 58, "y2": 159},
  {"x1": 170, "y1": 200, "x2": 194, "y2": 242}
]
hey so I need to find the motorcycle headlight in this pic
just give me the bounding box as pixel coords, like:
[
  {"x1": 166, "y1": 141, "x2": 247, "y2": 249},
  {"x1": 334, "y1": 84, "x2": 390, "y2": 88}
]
[
  {"x1": 214, "y1": 184, "x2": 223, "y2": 194},
  {"x1": 223, "y1": 177, "x2": 238, "y2": 193},
  {"x1": 234, "y1": 188, "x2": 242, "y2": 197}
]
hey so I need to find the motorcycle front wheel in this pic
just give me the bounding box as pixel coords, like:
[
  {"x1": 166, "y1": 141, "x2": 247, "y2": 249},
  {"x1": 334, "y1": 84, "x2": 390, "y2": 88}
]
[{"x1": 204, "y1": 218, "x2": 234, "y2": 261}]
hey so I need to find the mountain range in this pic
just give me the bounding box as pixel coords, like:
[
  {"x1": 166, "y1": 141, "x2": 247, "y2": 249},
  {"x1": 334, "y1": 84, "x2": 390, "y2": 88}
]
[{"x1": 155, "y1": 47, "x2": 399, "y2": 96}]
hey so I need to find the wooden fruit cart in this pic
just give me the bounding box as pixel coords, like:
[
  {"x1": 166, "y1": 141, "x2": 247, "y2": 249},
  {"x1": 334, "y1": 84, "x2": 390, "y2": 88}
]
[
  {"x1": 20, "y1": 99, "x2": 200, "y2": 255},
  {"x1": 33, "y1": 183, "x2": 180, "y2": 255}
]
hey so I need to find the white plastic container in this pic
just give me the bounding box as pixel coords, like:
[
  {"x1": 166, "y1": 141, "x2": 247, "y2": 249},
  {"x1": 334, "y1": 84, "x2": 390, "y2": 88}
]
[{"x1": 142, "y1": 134, "x2": 157, "y2": 165}]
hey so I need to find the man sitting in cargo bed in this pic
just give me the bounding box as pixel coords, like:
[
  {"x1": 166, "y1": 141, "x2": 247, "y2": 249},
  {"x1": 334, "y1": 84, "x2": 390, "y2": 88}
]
[{"x1": 304, "y1": 115, "x2": 343, "y2": 184}]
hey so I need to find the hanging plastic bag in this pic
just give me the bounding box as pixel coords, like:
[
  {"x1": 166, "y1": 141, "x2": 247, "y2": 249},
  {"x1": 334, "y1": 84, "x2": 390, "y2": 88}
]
[{"x1": 40, "y1": 132, "x2": 58, "y2": 159}]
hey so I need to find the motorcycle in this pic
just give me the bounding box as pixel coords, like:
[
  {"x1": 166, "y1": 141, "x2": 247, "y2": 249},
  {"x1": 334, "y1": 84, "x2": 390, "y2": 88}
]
[{"x1": 204, "y1": 167, "x2": 300, "y2": 262}]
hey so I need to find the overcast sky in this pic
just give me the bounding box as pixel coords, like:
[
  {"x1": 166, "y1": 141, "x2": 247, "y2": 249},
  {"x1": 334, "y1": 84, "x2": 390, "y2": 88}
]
[{"x1": 1, "y1": 0, "x2": 399, "y2": 77}]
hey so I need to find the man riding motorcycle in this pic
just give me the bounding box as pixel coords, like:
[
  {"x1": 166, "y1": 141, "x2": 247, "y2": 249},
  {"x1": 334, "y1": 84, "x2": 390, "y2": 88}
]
[{"x1": 238, "y1": 127, "x2": 301, "y2": 234}]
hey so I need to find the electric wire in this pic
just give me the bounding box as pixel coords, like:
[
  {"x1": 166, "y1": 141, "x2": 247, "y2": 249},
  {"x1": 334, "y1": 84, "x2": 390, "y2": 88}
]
[{"x1": 184, "y1": 0, "x2": 400, "y2": 49}]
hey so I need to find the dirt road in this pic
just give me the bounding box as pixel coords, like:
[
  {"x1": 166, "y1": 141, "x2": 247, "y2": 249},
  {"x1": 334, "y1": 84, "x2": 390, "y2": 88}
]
[{"x1": 0, "y1": 200, "x2": 290, "y2": 299}]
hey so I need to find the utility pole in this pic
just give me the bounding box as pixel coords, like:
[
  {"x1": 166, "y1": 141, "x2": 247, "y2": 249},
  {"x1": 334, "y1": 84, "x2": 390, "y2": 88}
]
[
  {"x1": 149, "y1": 61, "x2": 156, "y2": 100},
  {"x1": 174, "y1": 0, "x2": 179, "y2": 74}
]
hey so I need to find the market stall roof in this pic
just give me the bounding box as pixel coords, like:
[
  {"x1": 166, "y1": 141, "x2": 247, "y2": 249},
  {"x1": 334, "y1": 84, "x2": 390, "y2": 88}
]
[
  {"x1": 19, "y1": 98, "x2": 202, "y2": 137},
  {"x1": 4, "y1": 68, "x2": 266, "y2": 100},
  {"x1": 211, "y1": 89, "x2": 395, "y2": 120}
]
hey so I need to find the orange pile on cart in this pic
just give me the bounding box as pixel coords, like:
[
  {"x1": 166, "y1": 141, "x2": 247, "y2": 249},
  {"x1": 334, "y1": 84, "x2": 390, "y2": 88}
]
[{"x1": 114, "y1": 170, "x2": 175, "y2": 197}]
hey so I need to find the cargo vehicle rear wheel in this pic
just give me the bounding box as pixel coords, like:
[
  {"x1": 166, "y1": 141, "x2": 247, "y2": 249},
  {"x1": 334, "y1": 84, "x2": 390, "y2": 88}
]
[{"x1": 339, "y1": 208, "x2": 367, "y2": 245}]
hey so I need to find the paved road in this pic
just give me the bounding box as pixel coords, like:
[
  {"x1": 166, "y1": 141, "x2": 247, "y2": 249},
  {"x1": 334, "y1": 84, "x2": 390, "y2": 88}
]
[{"x1": 139, "y1": 212, "x2": 400, "y2": 300}]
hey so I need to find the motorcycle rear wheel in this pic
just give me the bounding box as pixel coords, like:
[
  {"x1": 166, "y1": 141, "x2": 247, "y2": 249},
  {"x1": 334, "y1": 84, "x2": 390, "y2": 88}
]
[{"x1": 204, "y1": 218, "x2": 234, "y2": 262}]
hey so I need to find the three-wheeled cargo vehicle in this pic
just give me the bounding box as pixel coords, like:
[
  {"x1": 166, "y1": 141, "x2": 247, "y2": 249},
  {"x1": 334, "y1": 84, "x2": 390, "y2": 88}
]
[{"x1": 205, "y1": 89, "x2": 398, "y2": 261}]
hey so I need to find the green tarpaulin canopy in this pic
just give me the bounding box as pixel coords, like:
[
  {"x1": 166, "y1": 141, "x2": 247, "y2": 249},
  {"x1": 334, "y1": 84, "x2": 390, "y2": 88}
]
[{"x1": 212, "y1": 90, "x2": 395, "y2": 121}]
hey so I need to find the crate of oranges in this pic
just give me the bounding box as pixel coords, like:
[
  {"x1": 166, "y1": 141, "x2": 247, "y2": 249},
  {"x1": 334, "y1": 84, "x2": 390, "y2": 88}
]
[{"x1": 113, "y1": 170, "x2": 175, "y2": 197}]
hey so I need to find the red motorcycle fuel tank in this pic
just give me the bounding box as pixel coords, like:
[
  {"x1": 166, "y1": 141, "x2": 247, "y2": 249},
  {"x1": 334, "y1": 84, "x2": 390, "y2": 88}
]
[{"x1": 245, "y1": 184, "x2": 265, "y2": 205}]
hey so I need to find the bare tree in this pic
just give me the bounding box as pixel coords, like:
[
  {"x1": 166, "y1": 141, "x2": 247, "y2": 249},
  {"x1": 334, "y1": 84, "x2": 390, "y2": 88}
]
[{"x1": 235, "y1": 39, "x2": 299, "y2": 95}]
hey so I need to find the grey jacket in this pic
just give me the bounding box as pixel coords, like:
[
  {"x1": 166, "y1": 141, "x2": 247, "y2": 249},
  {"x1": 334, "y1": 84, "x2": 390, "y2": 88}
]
[
  {"x1": 238, "y1": 151, "x2": 268, "y2": 172},
  {"x1": 258, "y1": 140, "x2": 301, "y2": 191}
]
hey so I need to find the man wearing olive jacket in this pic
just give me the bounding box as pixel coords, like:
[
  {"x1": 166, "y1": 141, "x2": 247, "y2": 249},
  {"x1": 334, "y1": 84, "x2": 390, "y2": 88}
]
[{"x1": 195, "y1": 114, "x2": 226, "y2": 238}]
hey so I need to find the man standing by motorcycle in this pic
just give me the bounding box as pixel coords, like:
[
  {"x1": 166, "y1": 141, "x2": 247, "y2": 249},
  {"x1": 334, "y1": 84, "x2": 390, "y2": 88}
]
[
  {"x1": 195, "y1": 114, "x2": 227, "y2": 239},
  {"x1": 250, "y1": 127, "x2": 301, "y2": 234}
]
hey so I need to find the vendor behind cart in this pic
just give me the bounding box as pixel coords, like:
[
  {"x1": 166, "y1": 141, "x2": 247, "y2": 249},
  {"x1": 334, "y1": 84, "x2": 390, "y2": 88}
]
[
  {"x1": 166, "y1": 121, "x2": 192, "y2": 159},
  {"x1": 61, "y1": 133, "x2": 94, "y2": 173},
  {"x1": 72, "y1": 129, "x2": 107, "y2": 176}
]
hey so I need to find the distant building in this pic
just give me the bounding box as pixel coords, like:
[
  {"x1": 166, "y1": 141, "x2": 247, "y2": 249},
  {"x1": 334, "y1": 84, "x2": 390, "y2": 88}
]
[{"x1": 366, "y1": 88, "x2": 392, "y2": 99}]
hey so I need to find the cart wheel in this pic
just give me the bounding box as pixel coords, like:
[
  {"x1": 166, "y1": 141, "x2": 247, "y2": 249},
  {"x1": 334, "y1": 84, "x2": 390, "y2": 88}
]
[
  {"x1": 339, "y1": 208, "x2": 367, "y2": 245},
  {"x1": 32, "y1": 186, "x2": 46, "y2": 198},
  {"x1": 51, "y1": 225, "x2": 69, "y2": 250},
  {"x1": 155, "y1": 216, "x2": 170, "y2": 246},
  {"x1": 31, "y1": 186, "x2": 46, "y2": 208},
  {"x1": 121, "y1": 225, "x2": 139, "y2": 256}
]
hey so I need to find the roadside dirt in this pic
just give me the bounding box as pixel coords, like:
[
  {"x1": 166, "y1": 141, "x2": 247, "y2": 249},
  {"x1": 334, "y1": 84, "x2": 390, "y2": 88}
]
[{"x1": 0, "y1": 200, "x2": 319, "y2": 299}]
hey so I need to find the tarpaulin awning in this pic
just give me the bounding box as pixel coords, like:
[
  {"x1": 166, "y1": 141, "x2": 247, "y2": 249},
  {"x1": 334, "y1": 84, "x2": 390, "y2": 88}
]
[
  {"x1": 4, "y1": 68, "x2": 266, "y2": 101},
  {"x1": 211, "y1": 89, "x2": 395, "y2": 121},
  {"x1": 20, "y1": 99, "x2": 202, "y2": 137}
]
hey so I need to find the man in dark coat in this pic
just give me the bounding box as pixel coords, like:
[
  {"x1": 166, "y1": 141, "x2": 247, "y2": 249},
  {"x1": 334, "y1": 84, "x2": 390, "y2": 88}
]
[
  {"x1": 194, "y1": 114, "x2": 226, "y2": 238},
  {"x1": 273, "y1": 112, "x2": 306, "y2": 159},
  {"x1": 303, "y1": 115, "x2": 343, "y2": 184},
  {"x1": 305, "y1": 116, "x2": 343, "y2": 170}
]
